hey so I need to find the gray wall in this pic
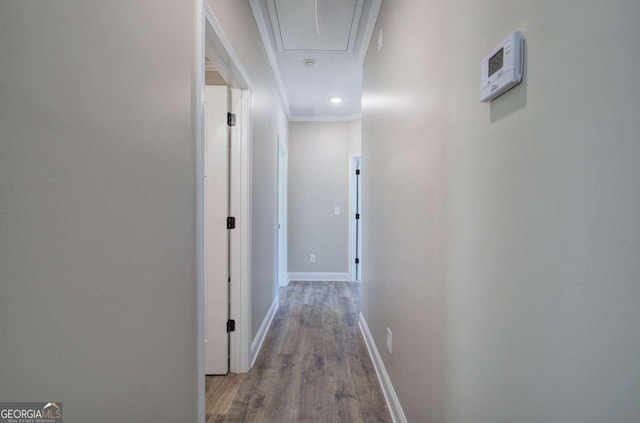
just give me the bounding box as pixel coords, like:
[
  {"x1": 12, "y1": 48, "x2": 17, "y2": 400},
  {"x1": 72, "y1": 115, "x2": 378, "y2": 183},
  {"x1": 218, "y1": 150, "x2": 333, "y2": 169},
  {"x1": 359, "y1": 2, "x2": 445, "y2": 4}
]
[
  {"x1": 205, "y1": 0, "x2": 289, "y2": 339},
  {"x1": 0, "y1": 1, "x2": 197, "y2": 422},
  {"x1": 361, "y1": 0, "x2": 640, "y2": 422},
  {"x1": 288, "y1": 121, "x2": 361, "y2": 274}
]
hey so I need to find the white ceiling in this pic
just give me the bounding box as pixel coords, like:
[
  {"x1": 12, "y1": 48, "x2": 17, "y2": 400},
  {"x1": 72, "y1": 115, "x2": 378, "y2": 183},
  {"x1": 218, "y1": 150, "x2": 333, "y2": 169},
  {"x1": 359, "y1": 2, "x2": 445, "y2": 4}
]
[{"x1": 250, "y1": 0, "x2": 381, "y2": 121}]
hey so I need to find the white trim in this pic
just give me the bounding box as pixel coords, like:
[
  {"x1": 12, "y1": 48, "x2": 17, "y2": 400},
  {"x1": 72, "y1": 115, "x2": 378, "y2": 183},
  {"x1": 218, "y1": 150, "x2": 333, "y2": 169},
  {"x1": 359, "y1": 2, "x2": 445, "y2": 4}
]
[
  {"x1": 195, "y1": 2, "x2": 205, "y2": 422},
  {"x1": 204, "y1": 2, "x2": 252, "y2": 88},
  {"x1": 289, "y1": 113, "x2": 362, "y2": 122},
  {"x1": 203, "y1": 4, "x2": 253, "y2": 375},
  {"x1": 356, "y1": 0, "x2": 383, "y2": 68},
  {"x1": 248, "y1": 0, "x2": 292, "y2": 120},
  {"x1": 251, "y1": 295, "x2": 279, "y2": 367},
  {"x1": 358, "y1": 312, "x2": 408, "y2": 423},
  {"x1": 288, "y1": 272, "x2": 351, "y2": 282}
]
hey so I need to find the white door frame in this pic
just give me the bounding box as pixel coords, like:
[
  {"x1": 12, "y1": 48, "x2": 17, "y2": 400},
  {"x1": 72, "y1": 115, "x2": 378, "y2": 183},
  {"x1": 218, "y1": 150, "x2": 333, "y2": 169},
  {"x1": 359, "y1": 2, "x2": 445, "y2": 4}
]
[
  {"x1": 277, "y1": 140, "x2": 288, "y2": 286},
  {"x1": 348, "y1": 154, "x2": 361, "y2": 282},
  {"x1": 197, "y1": 3, "x2": 253, "y2": 422}
]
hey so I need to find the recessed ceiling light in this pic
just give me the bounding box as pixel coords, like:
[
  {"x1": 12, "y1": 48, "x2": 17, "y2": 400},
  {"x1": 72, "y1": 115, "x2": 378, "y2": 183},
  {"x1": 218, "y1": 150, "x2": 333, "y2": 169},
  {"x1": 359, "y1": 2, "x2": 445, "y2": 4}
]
[{"x1": 330, "y1": 97, "x2": 343, "y2": 104}]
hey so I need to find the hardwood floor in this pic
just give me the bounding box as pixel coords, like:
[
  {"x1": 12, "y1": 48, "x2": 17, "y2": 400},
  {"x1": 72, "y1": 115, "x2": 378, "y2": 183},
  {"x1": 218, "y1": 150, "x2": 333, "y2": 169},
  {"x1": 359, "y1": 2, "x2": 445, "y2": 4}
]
[{"x1": 206, "y1": 281, "x2": 391, "y2": 423}]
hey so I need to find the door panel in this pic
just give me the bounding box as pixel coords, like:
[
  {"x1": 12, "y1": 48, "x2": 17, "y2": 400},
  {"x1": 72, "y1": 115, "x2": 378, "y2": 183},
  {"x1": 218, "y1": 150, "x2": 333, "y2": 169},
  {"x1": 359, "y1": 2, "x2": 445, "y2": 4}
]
[
  {"x1": 277, "y1": 142, "x2": 287, "y2": 286},
  {"x1": 205, "y1": 85, "x2": 229, "y2": 375}
]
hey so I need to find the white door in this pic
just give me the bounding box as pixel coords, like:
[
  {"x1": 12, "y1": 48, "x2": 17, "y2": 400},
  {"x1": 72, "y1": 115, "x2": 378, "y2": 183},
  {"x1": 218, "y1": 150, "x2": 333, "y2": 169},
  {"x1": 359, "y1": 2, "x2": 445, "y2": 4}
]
[
  {"x1": 356, "y1": 158, "x2": 362, "y2": 281},
  {"x1": 350, "y1": 156, "x2": 362, "y2": 281},
  {"x1": 204, "y1": 85, "x2": 229, "y2": 375},
  {"x1": 277, "y1": 141, "x2": 288, "y2": 286}
]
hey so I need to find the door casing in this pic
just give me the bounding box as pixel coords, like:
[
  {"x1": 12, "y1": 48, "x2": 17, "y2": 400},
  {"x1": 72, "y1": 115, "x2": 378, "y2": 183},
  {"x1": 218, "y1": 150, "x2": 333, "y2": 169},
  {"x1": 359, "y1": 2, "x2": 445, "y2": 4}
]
[{"x1": 197, "y1": 3, "x2": 254, "y2": 422}]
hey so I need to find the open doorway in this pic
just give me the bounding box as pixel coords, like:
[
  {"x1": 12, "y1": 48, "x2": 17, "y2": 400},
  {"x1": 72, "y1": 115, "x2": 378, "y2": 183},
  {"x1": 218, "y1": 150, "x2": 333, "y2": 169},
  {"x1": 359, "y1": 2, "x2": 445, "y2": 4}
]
[{"x1": 198, "y1": 3, "x2": 254, "y2": 421}]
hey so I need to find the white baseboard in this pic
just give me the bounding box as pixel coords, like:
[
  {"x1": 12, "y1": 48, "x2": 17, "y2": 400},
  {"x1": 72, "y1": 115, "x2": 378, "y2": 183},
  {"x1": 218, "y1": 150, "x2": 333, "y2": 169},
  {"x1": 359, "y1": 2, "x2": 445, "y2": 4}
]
[
  {"x1": 288, "y1": 272, "x2": 350, "y2": 282},
  {"x1": 359, "y1": 312, "x2": 408, "y2": 423},
  {"x1": 250, "y1": 295, "x2": 278, "y2": 367}
]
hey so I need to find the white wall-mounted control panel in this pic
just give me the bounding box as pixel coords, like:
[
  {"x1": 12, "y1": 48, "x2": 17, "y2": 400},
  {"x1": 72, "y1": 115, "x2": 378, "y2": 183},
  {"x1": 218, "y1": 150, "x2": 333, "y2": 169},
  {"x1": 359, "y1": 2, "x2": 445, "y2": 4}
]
[{"x1": 480, "y1": 31, "x2": 524, "y2": 102}]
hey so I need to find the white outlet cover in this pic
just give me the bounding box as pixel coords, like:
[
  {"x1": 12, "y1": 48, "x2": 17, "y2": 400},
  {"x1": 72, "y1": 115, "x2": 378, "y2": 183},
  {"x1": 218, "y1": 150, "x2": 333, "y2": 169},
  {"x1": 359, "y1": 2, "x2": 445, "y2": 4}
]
[
  {"x1": 310, "y1": 254, "x2": 316, "y2": 263},
  {"x1": 334, "y1": 206, "x2": 341, "y2": 215}
]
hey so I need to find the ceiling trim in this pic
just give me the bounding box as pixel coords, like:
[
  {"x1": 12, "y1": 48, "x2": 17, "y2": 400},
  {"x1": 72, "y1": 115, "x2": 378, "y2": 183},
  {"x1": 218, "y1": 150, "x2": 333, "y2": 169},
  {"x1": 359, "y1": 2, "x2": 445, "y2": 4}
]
[
  {"x1": 289, "y1": 113, "x2": 362, "y2": 122},
  {"x1": 266, "y1": 0, "x2": 364, "y2": 55},
  {"x1": 249, "y1": 0, "x2": 292, "y2": 120},
  {"x1": 356, "y1": 0, "x2": 382, "y2": 67}
]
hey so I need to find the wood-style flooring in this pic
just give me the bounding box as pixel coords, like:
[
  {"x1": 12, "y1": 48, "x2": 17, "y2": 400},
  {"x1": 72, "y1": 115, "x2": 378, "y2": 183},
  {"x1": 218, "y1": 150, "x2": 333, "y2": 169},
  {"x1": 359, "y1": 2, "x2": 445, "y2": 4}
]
[{"x1": 206, "y1": 281, "x2": 391, "y2": 423}]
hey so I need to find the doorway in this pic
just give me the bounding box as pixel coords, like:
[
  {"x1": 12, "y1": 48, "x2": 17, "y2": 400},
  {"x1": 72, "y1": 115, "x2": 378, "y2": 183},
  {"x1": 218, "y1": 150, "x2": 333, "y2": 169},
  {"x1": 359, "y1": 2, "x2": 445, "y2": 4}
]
[{"x1": 198, "y1": 4, "x2": 254, "y2": 421}]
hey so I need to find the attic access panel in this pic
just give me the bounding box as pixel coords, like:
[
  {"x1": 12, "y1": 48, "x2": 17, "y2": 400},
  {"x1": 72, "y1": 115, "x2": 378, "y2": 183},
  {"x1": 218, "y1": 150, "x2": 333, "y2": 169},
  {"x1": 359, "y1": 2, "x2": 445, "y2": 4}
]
[{"x1": 268, "y1": 0, "x2": 364, "y2": 53}]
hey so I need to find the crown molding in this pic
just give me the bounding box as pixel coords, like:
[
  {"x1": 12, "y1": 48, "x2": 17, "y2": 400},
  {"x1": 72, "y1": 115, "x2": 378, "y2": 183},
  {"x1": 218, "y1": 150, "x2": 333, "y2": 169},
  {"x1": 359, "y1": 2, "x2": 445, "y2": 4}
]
[
  {"x1": 248, "y1": 0, "x2": 292, "y2": 120},
  {"x1": 289, "y1": 113, "x2": 362, "y2": 122},
  {"x1": 357, "y1": 0, "x2": 382, "y2": 68}
]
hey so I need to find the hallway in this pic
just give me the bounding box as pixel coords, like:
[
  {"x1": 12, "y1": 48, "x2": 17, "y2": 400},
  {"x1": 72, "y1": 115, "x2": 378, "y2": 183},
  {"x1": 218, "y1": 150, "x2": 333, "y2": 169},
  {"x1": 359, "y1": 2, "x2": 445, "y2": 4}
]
[{"x1": 206, "y1": 282, "x2": 391, "y2": 423}]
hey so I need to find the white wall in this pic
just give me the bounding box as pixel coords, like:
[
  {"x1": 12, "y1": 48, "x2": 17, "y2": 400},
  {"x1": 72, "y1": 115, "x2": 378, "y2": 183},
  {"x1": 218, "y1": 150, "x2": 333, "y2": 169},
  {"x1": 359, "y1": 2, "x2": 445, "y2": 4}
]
[
  {"x1": 205, "y1": 0, "x2": 289, "y2": 339},
  {"x1": 361, "y1": 0, "x2": 640, "y2": 422},
  {"x1": 288, "y1": 121, "x2": 361, "y2": 275},
  {"x1": 0, "y1": 1, "x2": 198, "y2": 421},
  {"x1": 347, "y1": 119, "x2": 362, "y2": 157}
]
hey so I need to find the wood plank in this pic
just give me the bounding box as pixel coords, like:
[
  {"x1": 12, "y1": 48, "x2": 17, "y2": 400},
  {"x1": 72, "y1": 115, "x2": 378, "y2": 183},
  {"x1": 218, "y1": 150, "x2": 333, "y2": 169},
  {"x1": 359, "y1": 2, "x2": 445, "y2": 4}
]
[
  {"x1": 205, "y1": 373, "x2": 245, "y2": 422},
  {"x1": 205, "y1": 281, "x2": 392, "y2": 423}
]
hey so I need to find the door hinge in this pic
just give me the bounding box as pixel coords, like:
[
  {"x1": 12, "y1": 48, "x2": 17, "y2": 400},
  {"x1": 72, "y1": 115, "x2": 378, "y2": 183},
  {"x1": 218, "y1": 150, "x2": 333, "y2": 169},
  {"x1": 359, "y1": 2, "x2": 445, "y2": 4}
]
[
  {"x1": 355, "y1": 258, "x2": 360, "y2": 264},
  {"x1": 227, "y1": 216, "x2": 236, "y2": 229},
  {"x1": 356, "y1": 169, "x2": 360, "y2": 175},
  {"x1": 355, "y1": 213, "x2": 360, "y2": 220},
  {"x1": 227, "y1": 319, "x2": 236, "y2": 332},
  {"x1": 227, "y1": 112, "x2": 236, "y2": 127}
]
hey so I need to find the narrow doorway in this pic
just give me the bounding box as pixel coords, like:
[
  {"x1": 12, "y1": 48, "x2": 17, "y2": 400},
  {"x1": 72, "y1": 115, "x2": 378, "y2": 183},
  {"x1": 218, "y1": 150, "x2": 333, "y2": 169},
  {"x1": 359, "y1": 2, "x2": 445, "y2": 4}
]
[{"x1": 201, "y1": 5, "x2": 254, "y2": 421}]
